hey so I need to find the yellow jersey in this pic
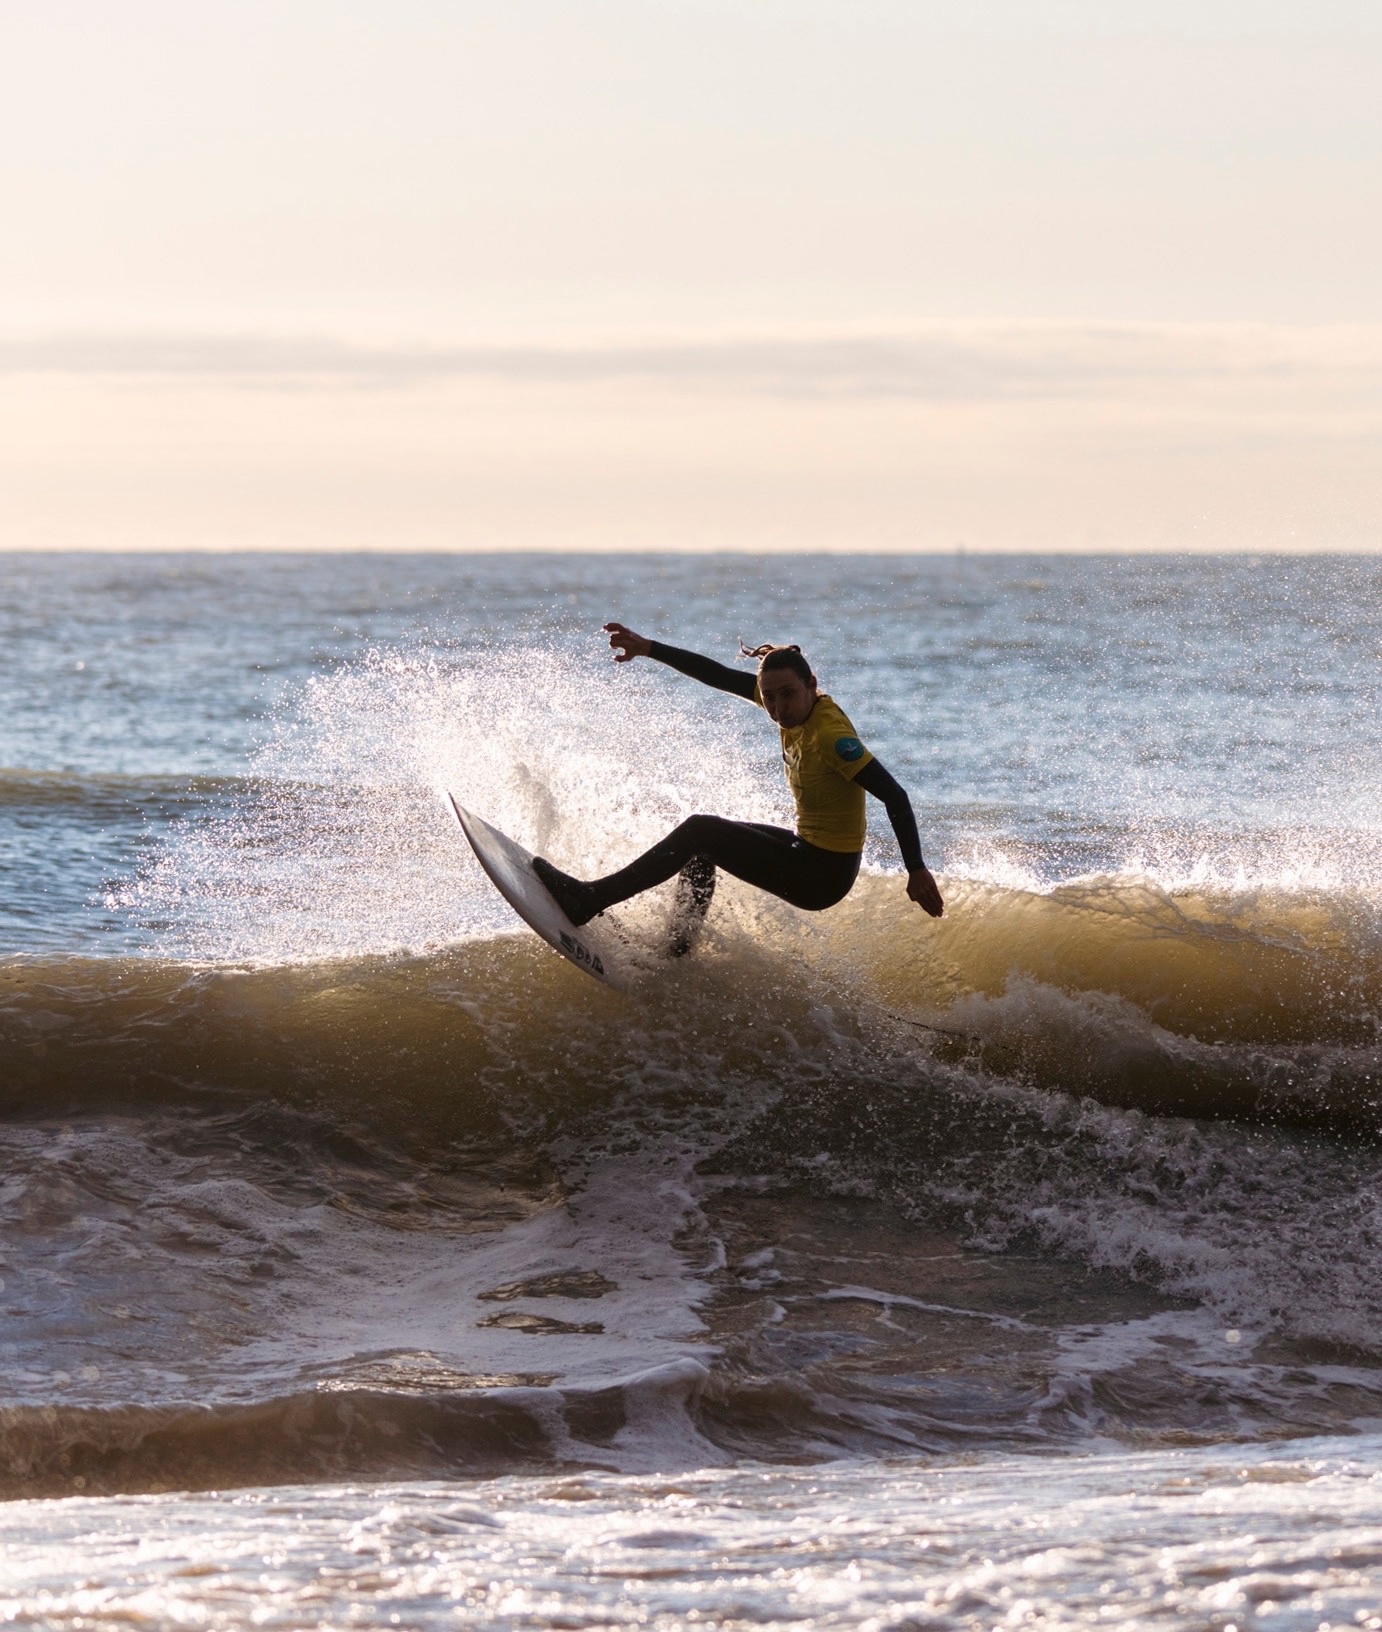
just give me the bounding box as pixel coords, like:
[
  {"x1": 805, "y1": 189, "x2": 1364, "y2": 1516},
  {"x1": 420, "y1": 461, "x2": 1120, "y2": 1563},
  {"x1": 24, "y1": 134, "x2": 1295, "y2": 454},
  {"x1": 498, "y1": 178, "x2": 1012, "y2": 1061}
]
[{"x1": 754, "y1": 689, "x2": 873, "y2": 853}]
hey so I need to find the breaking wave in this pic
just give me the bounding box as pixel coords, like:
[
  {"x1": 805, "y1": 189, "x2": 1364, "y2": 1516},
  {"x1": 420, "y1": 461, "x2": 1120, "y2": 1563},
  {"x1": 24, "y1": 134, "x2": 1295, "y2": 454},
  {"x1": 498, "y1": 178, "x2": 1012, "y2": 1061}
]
[{"x1": 6, "y1": 637, "x2": 1382, "y2": 1499}]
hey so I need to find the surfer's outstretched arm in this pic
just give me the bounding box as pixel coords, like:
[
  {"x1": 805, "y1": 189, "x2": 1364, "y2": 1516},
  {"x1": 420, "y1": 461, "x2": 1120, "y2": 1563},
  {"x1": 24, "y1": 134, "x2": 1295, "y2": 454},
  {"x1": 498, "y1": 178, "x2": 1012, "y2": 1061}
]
[
  {"x1": 855, "y1": 759, "x2": 945, "y2": 917},
  {"x1": 604, "y1": 623, "x2": 756, "y2": 700}
]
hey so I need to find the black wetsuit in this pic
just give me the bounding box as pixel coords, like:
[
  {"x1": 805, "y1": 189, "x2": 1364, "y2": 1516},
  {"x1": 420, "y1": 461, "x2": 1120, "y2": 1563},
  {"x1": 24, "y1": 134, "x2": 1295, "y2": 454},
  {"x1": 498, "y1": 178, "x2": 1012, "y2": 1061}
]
[{"x1": 534, "y1": 642, "x2": 926, "y2": 938}]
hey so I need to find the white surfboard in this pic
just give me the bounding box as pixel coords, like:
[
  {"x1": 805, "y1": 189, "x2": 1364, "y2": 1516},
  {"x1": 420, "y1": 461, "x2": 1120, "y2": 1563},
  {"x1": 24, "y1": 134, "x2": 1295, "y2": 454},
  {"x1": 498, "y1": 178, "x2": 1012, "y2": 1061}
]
[{"x1": 448, "y1": 795, "x2": 629, "y2": 990}]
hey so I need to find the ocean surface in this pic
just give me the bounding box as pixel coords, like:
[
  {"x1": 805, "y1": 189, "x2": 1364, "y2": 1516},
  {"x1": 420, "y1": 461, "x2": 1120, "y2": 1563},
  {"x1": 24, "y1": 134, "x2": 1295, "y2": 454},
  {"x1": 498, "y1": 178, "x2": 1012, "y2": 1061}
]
[{"x1": 3, "y1": 549, "x2": 1382, "y2": 1628}]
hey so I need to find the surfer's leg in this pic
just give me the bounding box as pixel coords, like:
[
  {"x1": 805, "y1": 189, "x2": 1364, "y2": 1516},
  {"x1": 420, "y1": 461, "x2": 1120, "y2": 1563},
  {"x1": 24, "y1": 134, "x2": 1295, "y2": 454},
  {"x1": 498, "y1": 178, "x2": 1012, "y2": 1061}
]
[
  {"x1": 710, "y1": 821, "x2": 860, "y2": 911},
  {"x1": 536, "y1": 816, "x2": 764, "y2": 925},
  {"x1": 536, "y1": 815, "x2": 858, "y2": 925},
  {"x1": 535, "y1": 820, "x2": 721, "y2": 924},
  {"x1": 668, "y1": 854, "x2": 716, "y2": 957}
]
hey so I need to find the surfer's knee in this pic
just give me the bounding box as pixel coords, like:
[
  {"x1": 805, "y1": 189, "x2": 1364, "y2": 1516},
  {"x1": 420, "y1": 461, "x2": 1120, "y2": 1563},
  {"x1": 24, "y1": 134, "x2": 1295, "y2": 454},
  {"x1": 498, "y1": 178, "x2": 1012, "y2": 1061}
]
[{"x1": 676, "y1": 813, "x2": 725, "y2": 848}]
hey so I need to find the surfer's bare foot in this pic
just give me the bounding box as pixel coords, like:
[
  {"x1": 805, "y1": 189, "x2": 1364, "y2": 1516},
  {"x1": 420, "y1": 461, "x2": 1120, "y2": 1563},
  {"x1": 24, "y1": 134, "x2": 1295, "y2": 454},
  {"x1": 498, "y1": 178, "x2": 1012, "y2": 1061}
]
[{"x1": 533, "y1": 857, "x2": 601, "y2": 926}]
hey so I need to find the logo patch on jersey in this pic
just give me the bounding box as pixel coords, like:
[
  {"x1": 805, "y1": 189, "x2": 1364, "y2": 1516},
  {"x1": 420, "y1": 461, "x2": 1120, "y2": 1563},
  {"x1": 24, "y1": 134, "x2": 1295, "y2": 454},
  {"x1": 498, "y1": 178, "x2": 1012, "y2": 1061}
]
[{"x1": 835, "y1": 736, "x2": 865, "y2": 762}]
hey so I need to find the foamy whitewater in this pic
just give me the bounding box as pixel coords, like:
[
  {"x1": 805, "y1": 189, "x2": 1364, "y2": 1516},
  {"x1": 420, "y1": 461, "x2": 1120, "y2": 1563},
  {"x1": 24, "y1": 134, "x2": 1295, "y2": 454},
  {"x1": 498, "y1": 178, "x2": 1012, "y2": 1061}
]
[{"x1": 2, "y1": 551, "x2": 1382, "y2": 1628}]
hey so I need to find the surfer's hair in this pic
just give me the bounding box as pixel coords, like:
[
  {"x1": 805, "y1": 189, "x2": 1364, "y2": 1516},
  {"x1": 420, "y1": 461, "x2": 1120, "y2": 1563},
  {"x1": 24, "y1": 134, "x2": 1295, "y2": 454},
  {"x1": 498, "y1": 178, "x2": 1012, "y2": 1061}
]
[{"x1": 740, "y1": 642, "x2": 816, "y2": 688}]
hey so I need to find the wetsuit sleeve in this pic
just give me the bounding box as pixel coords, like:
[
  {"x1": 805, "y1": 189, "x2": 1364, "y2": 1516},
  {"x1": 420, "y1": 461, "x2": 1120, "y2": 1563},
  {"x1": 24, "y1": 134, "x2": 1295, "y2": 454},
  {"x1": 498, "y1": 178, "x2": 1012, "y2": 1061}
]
[
  {"x1": 647, "y1": 641, "x2": 758, "y2": 701},
  {"x1": 854, "y1": 758, "x2": 926, "y2": 873}
]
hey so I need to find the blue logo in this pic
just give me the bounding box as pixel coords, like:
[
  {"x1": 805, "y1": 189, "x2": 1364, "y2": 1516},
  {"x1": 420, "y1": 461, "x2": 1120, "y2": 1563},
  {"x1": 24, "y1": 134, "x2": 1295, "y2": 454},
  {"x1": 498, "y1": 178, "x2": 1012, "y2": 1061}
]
[{"x1": 835, "y1": 736, "x2": 865, "y2": 762}]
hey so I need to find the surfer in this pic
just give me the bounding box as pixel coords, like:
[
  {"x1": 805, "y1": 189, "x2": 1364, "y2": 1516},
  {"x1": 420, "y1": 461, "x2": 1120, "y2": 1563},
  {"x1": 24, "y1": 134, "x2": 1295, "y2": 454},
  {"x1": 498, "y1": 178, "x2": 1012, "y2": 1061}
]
[{"x1": 533, "y1": 625, "x2": 944, "y2": 953}]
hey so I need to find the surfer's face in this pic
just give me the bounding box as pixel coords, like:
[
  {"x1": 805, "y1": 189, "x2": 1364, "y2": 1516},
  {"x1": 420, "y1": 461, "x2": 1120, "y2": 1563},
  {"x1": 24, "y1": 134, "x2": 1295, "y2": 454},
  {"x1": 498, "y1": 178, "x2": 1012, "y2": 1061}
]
[{"x1": 759, "y1": 667, "x2": 817, "y2": 729}]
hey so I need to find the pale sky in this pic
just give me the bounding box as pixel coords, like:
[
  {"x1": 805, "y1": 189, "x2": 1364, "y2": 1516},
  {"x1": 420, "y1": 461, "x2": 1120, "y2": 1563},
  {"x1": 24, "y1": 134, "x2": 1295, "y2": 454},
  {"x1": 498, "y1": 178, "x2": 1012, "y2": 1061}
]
[{"x1": 2, "y1": 0, "x2": 1379, "y2": 550}]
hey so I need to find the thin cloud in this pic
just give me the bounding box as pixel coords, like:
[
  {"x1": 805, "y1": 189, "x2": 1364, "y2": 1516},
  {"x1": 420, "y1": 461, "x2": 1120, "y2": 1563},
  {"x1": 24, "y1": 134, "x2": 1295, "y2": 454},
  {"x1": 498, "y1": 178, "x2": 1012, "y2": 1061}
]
[{"x1": 1, "y1": 325, "x2": 1379, "y2": 403}]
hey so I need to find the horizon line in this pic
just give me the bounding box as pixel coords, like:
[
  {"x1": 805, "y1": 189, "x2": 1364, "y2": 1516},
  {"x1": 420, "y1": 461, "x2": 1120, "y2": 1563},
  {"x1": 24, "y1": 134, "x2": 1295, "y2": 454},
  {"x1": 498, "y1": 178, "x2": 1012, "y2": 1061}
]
[{"x1": 2, "y1": 542, "x2": 1379, "y2": 558}]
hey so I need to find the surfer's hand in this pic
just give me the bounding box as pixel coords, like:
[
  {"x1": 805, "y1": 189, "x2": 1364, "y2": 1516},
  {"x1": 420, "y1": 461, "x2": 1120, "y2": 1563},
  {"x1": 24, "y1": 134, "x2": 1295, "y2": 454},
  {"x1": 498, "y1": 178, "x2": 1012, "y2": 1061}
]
[
  {"x1": 605, "y1": 623, "x2": 651, "y2": 662},
  {"x1": 907, "y1": 866, "x2": 944, "y2": 918}
]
